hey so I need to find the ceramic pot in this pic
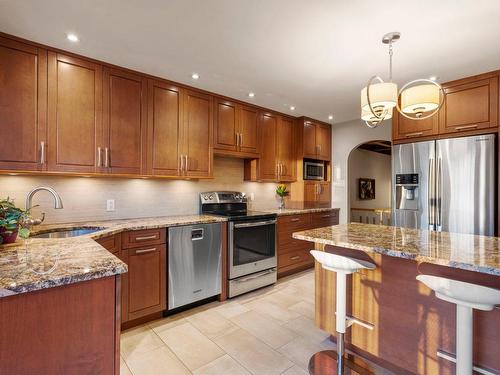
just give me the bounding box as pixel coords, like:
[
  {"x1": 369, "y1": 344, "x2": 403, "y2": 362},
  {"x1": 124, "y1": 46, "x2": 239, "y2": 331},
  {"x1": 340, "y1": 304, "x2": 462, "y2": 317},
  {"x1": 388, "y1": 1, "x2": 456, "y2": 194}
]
[{"x1": 0, "y1": 227, "x2": 18, "y2": 244}]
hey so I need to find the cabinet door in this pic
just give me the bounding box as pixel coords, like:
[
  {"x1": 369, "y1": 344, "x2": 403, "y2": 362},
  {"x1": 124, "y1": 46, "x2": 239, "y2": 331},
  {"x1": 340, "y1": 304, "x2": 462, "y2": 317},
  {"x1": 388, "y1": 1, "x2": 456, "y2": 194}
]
[
  {"x1": 126, "y1": 245, "x2": 166, "y2": 321},
  {"x1": 277, "y1": 116, "x2": 296, "y2": 181},
  {"x1": 147, "y1": 80, "x2": 182, "y2": 176},
  {"x1": 103, "y1": 68, "x2": 147, "y2": 175},
  {"x1": 302, "y1": 121, "x2": 317, "y2": 159},
  {"x1": 182, "y1": 90, "x2": 213, "y2": 177},
  {"x1": 318, "y1": 182, "x2": 331, "y2": 204},
  {"x1": 47, "y1": 53, "x2": 103, "y2": 173},
  {"x1": 304, "y1": 181, "x2": 319, "y2": 202},
  {"x1": 239, "y1": 105, "x2": 259, "y2": 154},
  {"x1": 103, "y1": 68, "x2": 147, "y2": 174},
  {"x1": 439, "y1": 77, "x2": 498, "y2": 134},
  {"x1": 0, "y1": 37, "x2": 47, "y2": 171},
  {"x1": 316, "y1": 124, "x2": 331, "y2": 161},
  {"x1": 214, "y1": 98, "x2": 238, "y2": 151},
  {"x1": 392, "y1": 108, "x2": 439, "y2": 141},
  {"x1": 259, "y1": 112, "x2": 278, "y2": 180}
]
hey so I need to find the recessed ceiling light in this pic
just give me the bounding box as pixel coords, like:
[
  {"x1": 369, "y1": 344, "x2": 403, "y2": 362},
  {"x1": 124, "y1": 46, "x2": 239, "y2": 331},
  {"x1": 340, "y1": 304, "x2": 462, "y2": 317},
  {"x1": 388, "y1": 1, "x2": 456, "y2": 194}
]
[
  {"x1": 289, "y1": 106, "x2": 295, "y2": 111},
  {"x1": 429, "y1": 75, "x2": 438, "y2": 81},
  {"x1": 328, "y1": 115, "x2": 334, "y2": 120},
  {"x1": 66, "y1": 33, "x2": 79, "y2": 42},
  {"x1": 248, "y1": 92, "x2": 255, "y2": 98},
  {"x1": 191, "y1": 73, "x2": 200, "y2": 80}
]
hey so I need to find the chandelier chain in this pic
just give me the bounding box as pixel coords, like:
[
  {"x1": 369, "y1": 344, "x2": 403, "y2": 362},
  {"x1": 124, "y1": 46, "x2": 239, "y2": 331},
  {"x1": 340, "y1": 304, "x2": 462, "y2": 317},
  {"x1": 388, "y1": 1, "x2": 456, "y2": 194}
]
[{"x1": 388, "y1": 42, "x2": 393, "y2": 82}]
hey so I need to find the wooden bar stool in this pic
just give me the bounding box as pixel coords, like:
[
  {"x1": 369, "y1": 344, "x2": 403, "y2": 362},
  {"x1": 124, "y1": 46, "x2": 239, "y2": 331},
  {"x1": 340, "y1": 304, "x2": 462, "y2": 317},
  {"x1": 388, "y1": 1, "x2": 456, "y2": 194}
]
[
  {"x1": 417, "y1": 275, "x2": 500, "y2": 375},
  {"x1": 309, "y1": 250, "x2": 376, "y2": 375}
]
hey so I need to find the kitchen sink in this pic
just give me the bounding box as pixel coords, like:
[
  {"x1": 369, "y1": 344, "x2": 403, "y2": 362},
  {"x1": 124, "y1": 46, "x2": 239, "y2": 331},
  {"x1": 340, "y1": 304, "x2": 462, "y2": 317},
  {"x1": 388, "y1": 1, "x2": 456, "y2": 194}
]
[{"x1": 30, "y1": 227, "x2": 106, "y2": 239}]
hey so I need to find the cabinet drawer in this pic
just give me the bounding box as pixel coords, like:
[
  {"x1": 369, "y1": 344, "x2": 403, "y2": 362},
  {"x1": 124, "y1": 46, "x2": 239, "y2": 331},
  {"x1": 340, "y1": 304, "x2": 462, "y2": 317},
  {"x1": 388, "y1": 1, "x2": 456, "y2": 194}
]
[
  {"x1": 278, "y1": 213, "x2": 312, "y2": 231},
  {"x1": 311, "y1": 210, "x2": 339, "y2": 228},
  {"x1": 95, "y1": 234, "x2": 120, "y2": 254},
  {"x1": 279, "y1": 248, "x2": 314, "y2": 269},
  {"x1": 122, "y1": 229, "x2": 166, "y2": 249}
]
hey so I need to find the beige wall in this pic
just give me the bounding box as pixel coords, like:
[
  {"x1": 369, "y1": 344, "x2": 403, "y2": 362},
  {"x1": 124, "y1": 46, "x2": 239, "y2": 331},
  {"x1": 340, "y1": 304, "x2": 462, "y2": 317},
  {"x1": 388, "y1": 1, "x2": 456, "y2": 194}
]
[
  {"x1": 348, "y1": 148, "x2": 391, "y2": 210},
  {"x1": 331, "y1": 118, "x2": 392, "y2": 223},
  {"x1": 0, "y1": 157, "x2": 282, "y2": 224}
]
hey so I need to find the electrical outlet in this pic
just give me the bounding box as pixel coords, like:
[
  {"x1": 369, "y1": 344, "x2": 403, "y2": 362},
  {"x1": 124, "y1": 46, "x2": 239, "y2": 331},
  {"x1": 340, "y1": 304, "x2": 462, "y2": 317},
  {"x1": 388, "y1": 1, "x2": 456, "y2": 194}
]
[
  {"x1": 106, "y1": 199, "x2": 115, "y2": 212},
  {"x1": 249, "y1": 193, "x2": 255, "y2": 201}
]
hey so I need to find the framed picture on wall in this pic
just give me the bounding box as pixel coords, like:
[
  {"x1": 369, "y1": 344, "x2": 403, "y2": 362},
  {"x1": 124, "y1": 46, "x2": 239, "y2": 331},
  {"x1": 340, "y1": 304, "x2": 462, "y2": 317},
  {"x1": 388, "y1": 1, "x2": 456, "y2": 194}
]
[{"x1": 359, "y1": 178, "x2": 375, "y2": 200}]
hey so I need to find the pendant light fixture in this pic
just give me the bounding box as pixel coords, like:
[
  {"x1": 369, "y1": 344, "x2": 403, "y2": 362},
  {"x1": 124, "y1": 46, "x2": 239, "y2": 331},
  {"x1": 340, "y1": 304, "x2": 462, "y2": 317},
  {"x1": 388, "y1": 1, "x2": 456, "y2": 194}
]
[{"x1": 361, "y1": 32, "x2": 444, "y2": 128}]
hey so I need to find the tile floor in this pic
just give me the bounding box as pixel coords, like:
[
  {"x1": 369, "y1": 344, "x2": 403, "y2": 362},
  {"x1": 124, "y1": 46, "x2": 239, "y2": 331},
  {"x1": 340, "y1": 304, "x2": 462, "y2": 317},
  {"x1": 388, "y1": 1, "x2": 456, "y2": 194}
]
[{"x1": 120, "y1": 270, "x2": 390, "y2": 375}]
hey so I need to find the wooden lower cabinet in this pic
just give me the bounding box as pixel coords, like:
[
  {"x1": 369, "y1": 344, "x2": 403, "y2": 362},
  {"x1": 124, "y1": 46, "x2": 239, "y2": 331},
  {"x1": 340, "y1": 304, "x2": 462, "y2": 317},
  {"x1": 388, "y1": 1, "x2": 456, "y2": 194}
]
[
  {"x1": 277, "y1": 210, "x2": 339, "y2": 277},
  {"x1": 0, "y1": 276, "x2": 120, "y2": 375},
  {"x1": 120, "y1": 229, "x2": 166, "y2": 323}
]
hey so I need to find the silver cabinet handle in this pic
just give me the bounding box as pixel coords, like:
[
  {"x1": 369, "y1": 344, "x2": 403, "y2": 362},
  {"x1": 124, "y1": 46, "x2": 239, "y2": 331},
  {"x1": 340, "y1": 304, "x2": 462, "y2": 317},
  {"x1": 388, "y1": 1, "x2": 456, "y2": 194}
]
[
  {"x1": 104, "y1": 147, "x2": 109, "y2": 168},
  {"x1": 135, "y1": 235, "x2": 158, "y2": 241},
  {"x1": 405, "y1": 132, "x2": 424, "y2": 138},
  {"x1": 184, "y1": 155, "x2": 188, "y2": 173},
  {"x1": 290, "y1": 218, "x2": 300, "y2": 222},
  {"x1": 97, "y1": 147, "x2": 102, "y2": 167},
  {"x1": 455, "y1": 124, "x2": 478, "y2": 131},
  {"x1": 276, "y1": 163, "x2": 279, "y2": 179},
  {"x1": 321, "y1": 214, "x2": 331, "y2": 218},
  {"x1": 179, "y1": 154, "x2": 184, "y2": 173},
  {"x1": 318, "y1": 144, "x2": 322, "y2": 155},
  {"x1": 236, "y1": 133, "x2": 239, "y2": 147},
  {"x1": 240, "y1": 133, "x2": 243, "y2": 147},
  {"x1": 40, "y1": 141, "x2": 46, "y2": 165},
  {"x1": 290, "y1": 255, "x2": 301, "y2": 261},
  {"x1": 135, "y1": 247, "x2": 157, "y2": 254}
]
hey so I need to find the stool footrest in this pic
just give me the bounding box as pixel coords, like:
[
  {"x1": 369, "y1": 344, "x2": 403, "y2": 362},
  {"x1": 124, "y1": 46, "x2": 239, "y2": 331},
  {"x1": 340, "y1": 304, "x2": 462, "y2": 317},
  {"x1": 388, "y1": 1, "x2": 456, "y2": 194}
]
[
  {"x1": 346, "y1": 315, "x2": 374, "y2": 331},
  {"x1": 437, "y1": 350, "x2": 496, "y2": 375}
]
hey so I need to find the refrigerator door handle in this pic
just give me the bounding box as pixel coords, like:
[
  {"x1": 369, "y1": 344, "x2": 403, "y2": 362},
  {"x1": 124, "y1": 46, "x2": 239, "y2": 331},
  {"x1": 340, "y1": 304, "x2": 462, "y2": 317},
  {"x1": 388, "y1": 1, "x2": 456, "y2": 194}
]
[
  {"x1": 436, "y1": 157, "x2": 442, "y2": 231},
  {"x1": 428, "y1": 158, "x2": 435, "y2": 230}
]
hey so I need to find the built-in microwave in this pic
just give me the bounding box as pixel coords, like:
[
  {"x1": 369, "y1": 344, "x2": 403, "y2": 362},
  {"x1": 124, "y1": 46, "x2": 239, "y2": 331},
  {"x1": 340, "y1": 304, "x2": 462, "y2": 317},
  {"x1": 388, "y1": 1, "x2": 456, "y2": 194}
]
[{"x1": 304, "y1": 161, "x2": 325, "y2": 180}]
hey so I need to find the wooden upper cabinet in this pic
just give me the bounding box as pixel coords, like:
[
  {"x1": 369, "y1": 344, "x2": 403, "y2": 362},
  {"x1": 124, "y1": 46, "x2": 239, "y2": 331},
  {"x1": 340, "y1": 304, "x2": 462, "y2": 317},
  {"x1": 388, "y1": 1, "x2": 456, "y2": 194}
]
[
  {"x1": 239, "y1": 105, "x2": 259, "y2": 154},
  {"x1": 259, "y1": 112, "x2": 279, "y2": 180},
  {"x1": 47, "y1": 52, "x2": 103, "y2": 173},
  {"x1": 182, "y1": 89, "x2": 213, "y2": 177},
  {"x1": 213, "y1": 99, "x2": 259, "y2": 156},
  {"x1": 277, "y1": 117, "x2": 296, "y2": 181},
  {"x1": 214, "y1": 99, "x2": 238, "y2": 151},
  {"x1": 439, "y1": 76, "x2": 498, "y2": 134},
  {"x1": 103, "y1": 68, "x2": 147, "y2": 175},
  {"x1": 392, "y1": 107, "x2": 439, "y2": 141},
  {"x1": 147, "y1": 80, "x2": 182, "y2": 177},
  {"x1": 300, "y1": 119, "x2": 331, "y2": 161},
  {"x1": 316, "y1": 124, "x2": 331, "y2": 161},
  {"x1": 303, "y1": 121, "x2": 317, "y2": 159},
  {"x1": 0, "y1": 37, "x2": 47, "y2": 171}
]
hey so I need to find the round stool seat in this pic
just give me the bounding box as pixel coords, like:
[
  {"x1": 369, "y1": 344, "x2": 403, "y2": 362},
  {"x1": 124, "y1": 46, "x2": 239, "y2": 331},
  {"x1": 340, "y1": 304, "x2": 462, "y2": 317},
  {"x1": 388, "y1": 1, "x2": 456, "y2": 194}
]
[
  {"x1": 417, "y1": 275, "x2": 500, "y2": 311},
  {"x1": 308, "y1": 350, "x2": 372, "y2": 375},
  {"x1": 310, "y1": 250, "x2": 376, "y2": 274}
]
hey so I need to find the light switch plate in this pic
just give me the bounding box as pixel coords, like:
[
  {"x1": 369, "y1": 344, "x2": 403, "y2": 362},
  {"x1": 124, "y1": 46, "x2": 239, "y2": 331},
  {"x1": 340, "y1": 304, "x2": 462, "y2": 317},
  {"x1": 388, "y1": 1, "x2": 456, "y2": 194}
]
[{"x1": 106, "y1": 199, "x2": 115, "y2": 212}]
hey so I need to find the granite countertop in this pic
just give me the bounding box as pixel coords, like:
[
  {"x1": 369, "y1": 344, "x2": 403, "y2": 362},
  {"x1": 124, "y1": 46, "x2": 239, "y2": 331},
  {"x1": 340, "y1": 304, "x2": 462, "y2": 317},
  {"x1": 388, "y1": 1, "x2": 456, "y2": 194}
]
[
  {"x1": 293, "y1": 223, "x2": 500, "y2": 276},
  {"x1": 0, "y1": 215, "x2": 227, "y2": 298}
]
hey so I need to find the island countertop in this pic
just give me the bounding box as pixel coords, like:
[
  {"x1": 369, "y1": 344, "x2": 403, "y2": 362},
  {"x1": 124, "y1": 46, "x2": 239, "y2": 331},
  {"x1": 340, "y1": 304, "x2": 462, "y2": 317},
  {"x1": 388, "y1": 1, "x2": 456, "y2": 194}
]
[
  {"x1": 293, "y1": 222, "x2": 500, "y2": 276},
  {"x1": 0, "y1": 214, "x2": 227, "y2": 298}
]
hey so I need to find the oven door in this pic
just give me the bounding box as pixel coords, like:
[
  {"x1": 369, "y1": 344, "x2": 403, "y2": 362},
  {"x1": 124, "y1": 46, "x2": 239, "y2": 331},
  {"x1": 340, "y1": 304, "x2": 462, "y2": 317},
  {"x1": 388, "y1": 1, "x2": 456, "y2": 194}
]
[{"x1": 229, "y1": 219, "x2": 277, "y2": 279}]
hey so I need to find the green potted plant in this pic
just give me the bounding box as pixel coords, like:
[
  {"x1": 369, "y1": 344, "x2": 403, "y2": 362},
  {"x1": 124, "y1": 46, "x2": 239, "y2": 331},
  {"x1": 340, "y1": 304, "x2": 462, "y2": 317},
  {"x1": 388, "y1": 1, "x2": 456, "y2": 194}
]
[
  {"x1": 276, "y1": 184, "x2": 289, "y2": 209},
  {"x1": 0, "y1": 198, "x2": 32, "y2": 245}
]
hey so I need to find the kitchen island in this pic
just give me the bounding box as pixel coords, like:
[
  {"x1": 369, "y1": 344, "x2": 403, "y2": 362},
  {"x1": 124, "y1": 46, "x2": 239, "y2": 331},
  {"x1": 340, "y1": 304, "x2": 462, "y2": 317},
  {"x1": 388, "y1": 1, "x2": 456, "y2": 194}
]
[{"x1": 293, "y1": 223, "x2": 500, "y2": 375}]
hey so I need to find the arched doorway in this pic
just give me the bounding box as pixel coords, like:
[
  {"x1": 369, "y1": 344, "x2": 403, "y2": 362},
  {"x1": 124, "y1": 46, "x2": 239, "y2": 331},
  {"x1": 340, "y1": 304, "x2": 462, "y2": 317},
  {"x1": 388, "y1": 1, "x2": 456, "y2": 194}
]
[{"x1": 348, "y1": 140, "x2": 392, "y2": 225}]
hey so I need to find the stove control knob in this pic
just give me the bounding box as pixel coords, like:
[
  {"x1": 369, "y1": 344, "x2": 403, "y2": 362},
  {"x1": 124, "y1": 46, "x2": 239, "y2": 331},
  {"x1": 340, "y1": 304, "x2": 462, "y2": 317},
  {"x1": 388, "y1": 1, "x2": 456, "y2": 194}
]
[{"x1": 208, "y1": 194, "x2": 213, "y2": 200}]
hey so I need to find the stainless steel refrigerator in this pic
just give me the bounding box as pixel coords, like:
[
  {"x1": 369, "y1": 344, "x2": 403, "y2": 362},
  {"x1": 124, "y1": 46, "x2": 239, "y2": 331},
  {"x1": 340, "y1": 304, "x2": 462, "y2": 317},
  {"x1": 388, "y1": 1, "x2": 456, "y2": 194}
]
[{"x1": 392, "y1": 134, "x2": 496, "y2": 235}]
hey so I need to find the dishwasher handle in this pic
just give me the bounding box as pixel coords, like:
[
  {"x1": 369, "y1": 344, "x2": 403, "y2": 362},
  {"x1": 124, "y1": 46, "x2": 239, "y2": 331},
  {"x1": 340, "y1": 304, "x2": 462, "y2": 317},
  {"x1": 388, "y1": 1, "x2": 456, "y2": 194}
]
[{"x1": 191, "y1": 228, "x2": 204, "y2": 241}]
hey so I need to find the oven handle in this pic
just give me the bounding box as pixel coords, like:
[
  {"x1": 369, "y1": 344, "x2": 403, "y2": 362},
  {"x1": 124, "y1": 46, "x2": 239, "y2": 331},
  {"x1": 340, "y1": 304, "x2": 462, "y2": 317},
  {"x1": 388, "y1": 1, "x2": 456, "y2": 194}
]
[{"x1": 233, "y1": 220, "x2": 276, "y2": 228}]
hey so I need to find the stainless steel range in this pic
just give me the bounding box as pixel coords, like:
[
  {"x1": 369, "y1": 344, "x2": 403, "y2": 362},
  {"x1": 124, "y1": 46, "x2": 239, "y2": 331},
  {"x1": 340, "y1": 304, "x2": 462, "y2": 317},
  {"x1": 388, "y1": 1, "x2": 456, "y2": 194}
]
[{"x1": 200, "y1": 191, "x2": 277, "y2": 298}]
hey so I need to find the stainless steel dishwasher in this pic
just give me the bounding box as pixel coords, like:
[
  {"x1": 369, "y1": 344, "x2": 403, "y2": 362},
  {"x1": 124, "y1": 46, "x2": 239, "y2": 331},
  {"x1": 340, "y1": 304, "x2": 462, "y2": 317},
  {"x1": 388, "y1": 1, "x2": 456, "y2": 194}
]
[{"x1": 168, "y1": 223, "x2": 222, "y2": 310}]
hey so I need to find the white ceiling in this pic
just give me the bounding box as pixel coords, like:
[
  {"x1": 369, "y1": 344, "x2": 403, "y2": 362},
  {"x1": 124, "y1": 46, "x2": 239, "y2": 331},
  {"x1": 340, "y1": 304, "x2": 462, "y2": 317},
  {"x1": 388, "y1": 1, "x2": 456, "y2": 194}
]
[{"x1": 1, "y1": 0, "x2": 499, "y2": 124}]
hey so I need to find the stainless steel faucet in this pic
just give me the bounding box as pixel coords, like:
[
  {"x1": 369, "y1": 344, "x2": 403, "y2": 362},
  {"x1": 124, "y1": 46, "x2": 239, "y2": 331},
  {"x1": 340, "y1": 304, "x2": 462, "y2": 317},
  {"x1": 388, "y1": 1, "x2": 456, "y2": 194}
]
[{"x1": 25, "y1": 186, "x2": 63, "y2": 226}]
